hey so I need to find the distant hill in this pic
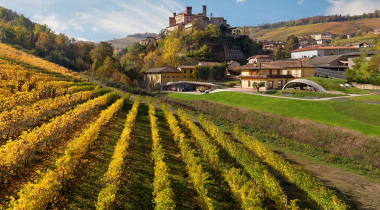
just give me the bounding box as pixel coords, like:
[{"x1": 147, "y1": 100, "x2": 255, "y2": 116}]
[
  {"x1": 107, "y1": 33, "x2": 158, "y2": 50},
  {"x1": 249, "y1": 18, "x2": 380, "y2": 41}
]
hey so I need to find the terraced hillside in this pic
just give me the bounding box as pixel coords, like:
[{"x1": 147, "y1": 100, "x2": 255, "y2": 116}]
[{"x1": 249, "y1": 18, "x2": 380, "y2": 41}]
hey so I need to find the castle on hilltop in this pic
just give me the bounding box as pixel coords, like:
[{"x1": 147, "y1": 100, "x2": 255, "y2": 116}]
[{"x1": 166, "y1": 5, "x2": 229, "y2": 32}]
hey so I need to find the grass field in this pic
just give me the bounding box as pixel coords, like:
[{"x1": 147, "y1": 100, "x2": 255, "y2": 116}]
[
  {"x1": 168, "y1": 91, "x2": 380, "y2": 137},
  {"x1": 341, "y1": 94, "x2": 380, "y2": 102},
  {"x1": 304, "y1": 77, "x2": 371, "y2": 94},
  {"x1": 213, "y1": 80, "x2": 241, "y2": 86},
  {"x1": 260, "y1": 89, "x2": 346, "y2": 98}
]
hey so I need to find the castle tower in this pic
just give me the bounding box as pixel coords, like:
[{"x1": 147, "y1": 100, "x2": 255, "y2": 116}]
[
  {"x1": 185, "y1": 6, "x2": 192, "y2": 14},
  {"x1": 202, "y1": 5, "x2": 207, "y2": 18}
]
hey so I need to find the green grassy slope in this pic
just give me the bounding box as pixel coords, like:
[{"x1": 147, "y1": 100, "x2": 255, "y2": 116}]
[{"x1": 168, "y1": 92, "x2": 380, "y2": 137}]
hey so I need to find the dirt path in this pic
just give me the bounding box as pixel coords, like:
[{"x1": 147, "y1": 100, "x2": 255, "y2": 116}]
[{"x1": 276, "y1": 150, "x2": 380, "y2": 210}]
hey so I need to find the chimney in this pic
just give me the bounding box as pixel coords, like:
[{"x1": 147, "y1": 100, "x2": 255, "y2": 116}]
[
  {"x1": 185, "y1": 6, "x2": 192, "y2": 14},
  {"x1": 173, "y1": 12, "x2": 176, "y2": 17},
  {"x1": 202, "y1": 5, "x2": 207, "y2": 17}
]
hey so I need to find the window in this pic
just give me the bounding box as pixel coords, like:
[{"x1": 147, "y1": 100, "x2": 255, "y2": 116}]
[
  {"x1": 162, "y1": 76, "x2": 165, "y2": 78},
  {"x1": 248, "y1": 80, "x2": 251, "y2": 87},
  {"x1": 184, "y1": 76, "x2": 186, "y2": 78},
  {"x1": 190, "y1": 70, "x2": 193, "y2": 73},
  {"x1": 176, "y1": 76, "x2": 180, "y2": 78},
  {"x1": 184, "y1": 70, "x2": 186, "y2": 73},
  {"x1": 190, "y1": 76, "x2": 193, "y2": 78},
  {"x1": 278, "y1": 80, "x2": 283, "y2": 88},
  {"x1": 267, "y1": 81, "x2": 273, "y2": 89},
  {"x1": 172, "y1": 76, "x2": 175, "y2": 78}
]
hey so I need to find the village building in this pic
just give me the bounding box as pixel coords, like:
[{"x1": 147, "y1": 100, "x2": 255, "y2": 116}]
[
  {"x1": 316, "y1": 39, "x2": 332, "y2": 46},
  {"x1": 230, "y1": 27, "x2": 244, "y2": 36},
  {"x1": 291, "y1": 46, "x2": 360, "y2": 59},
  {"x1": 311, "y1": 32, "x2": 335, "y2": 40},
  {"x1": 247, "y1": 55, "x2": 274, "y2": 64},
  {"x1": 143, "y1": 67, "x2": 196, "y2": 88},
  {"x1": 233, "y1": 61, "x2": 315, "y2": 90}
]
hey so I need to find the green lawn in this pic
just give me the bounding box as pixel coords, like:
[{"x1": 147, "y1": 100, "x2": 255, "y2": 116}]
[
  {"x1": 304, "y1": 77, "x2": 371, "y2": 94},
  {"x1": 259, "y1": 89, "x2": 346, "y2": 98},
  {"x1": 341, "y1": 94, "x2": 380, "y2": 103},
  {"x1": 168, "y1": 91, "x2": 380, "y2": 137},
  {"x1": 213, "y1": 80, "x2": 241, "y2": 86}
]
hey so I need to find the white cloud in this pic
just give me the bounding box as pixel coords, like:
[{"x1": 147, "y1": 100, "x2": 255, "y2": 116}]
[
  {"x1": 298, "y1": 0, "x2": 305, "y2": 5},
  {"x1": 236, "y1": 0, "x2": 246, "y2": 3},
  {"x1": 326, "y1": 0, "x2": 380, "y2": 15},
  {"x1": 2, "y1": 0, "x2": 184, "y2": 41}
]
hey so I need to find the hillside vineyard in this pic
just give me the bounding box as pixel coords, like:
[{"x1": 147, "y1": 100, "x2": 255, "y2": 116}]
[{"x1": 0, "y1": 43, "x2": 349, "y2": 209}]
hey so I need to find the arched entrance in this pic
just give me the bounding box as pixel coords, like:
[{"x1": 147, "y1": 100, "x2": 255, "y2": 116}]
[{"x1": 282, "y1": 79, "x2": 328, "y2": 93}]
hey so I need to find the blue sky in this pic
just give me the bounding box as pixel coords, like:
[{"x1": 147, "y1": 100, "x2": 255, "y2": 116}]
[{"x1": 1, "y1": 0, "x2": 380, "y2": 42}]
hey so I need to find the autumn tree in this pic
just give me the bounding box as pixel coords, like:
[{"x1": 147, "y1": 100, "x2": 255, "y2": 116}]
[
  {"x1": 142, "y1": 50, "x2": 163, "y2": 70},
  {"x1": 36, "y1": 32, "x2": 52, "y2": 55},
  {"x1": 55, "y1": 33, "x2": 70, "y2": 50},
  {"x1": 162, "y1": 37, "x2": 181, "y2": 67}
]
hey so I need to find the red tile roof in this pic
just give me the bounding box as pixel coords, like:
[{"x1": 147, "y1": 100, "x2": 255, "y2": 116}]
[
  {"x1": 291, "y1": 46, "x2": 359, "y2": 53},
  {"x1": 266, "y1": 61, "x2": 315, "y2": 68},
  {"x1": 240, "y1": 75, "x2": 294, "y2": 79},
  {"x1": 231, "y1": 63, "x2": 281, "y2": 70}
]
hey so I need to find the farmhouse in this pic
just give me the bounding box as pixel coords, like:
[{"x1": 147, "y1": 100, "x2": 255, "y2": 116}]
[
  {"x1": 233, "y1": 61, "x2": 315, "y2": 90},
  {"x1": 291, "y1": 46, "x2": 360, "y2": 59},
  {"x1": 143, "y1": 67, "x2": 195, "y2": 87}
]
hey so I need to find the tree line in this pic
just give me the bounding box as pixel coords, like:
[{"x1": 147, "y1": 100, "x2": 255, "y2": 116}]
[{"x1": 0, "y1": 7, "x2": 96, "y2": 71}]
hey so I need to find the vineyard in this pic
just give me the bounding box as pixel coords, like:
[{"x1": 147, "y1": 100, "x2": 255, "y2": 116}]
[{"x1": 0, "y1": 44, "x2": 351, "y2": 209}]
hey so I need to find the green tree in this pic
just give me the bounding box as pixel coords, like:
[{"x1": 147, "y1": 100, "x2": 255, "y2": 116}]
[
  {"x1": 97, "y1": 56, "x2": 118, "y2": 77},
  {"x1": 252, "y1": 82, "x2": 265, "y2": 92},
  {"x1": 346, "y1": 54, "x2": 380, "y2": 85},
  {"x1": 204, "y1": 24, "x2": 222, "y2": 39},
  {"x1": 91, "y1": 41, "x2": 114, "y2": 70},
  {"x1": 194, "y1": 65, "x2": 209, "y2": 80},
  {"x1": 284, "y1": 35, "x2": 299, "y2": 58},
  {"x1": 275, "y1": 47, "x2": 286, "y2": 60},
  {"x1": 376, "y1": 35, "x2": 380, "y2": 51},
  {"x1": 209, "y1": 64, "x2": 226, "y2": 80},
  {"x1": 127, "y1": 42, "x2": 146, "y2": 59}
]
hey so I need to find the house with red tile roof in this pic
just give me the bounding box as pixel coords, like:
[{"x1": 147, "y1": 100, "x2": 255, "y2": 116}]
[
  {"x1": 232, "y1": 61, "x2": 315, "y2": 90},
  {"x1": 291, "y1": 46, "x2": 360, "y2": 59}
]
